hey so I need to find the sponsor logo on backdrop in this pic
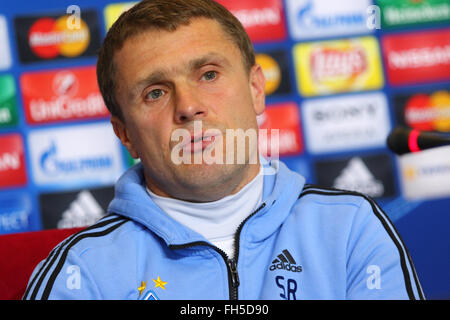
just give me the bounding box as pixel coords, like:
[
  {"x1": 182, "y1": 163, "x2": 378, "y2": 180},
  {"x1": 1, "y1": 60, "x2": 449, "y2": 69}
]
[
  {"x1": 0, "y1": 134, "x2": 27, "y2": 188},
  {"x1": 0, "y1": 74, "x2": 19, "y2": 128},
  {"x1": 314, "y1": 154, "x2": 396, "y2": 198},
  {"x1": 293, "y1": 36, "x2": 383, "y2": 97},
  {"x1": 14, "y1": 10, "x2": 101, "y2": 63},
  {"x1": 378, "y1": 0, "x2": 450, "y2": 28},
  {"x1": 257, "y1": 102, "x2": 303, "y2": 157},
  {"x1": 382, "y1": 29, "x2": 450, "y2": 86},
  {"x1": 393, "y1": 88, "x2": 450, "y2": 132},
  {"x1": 216, "y1": 0, "x2": 286, "y2": 42},
  {"x1": 39, "y1": 186, "x2": 114, "y2": 229},
  {"x1": 104, "y1": 2, "x2": 137, "y2": 30},
  {"x1": 21, "y1": 66, "x2": 109, "y2": 124},
  {"x1": 28, "y1": 123, "x2": 123, "y2": 186},
  {"x1": 0, "y1": 15, "x2": 12, "y2": 70},
  {"x1": 302, "y1": 92, "x2": 390, "y2": 154},
  {"x1": 399, "y1": 145, "x2": 450, "y2": 200},
  {"x1": 286, "y1": 0, "x2": 372, "y2": 40},
  {"x1": 255, "y1": 49, "x2": 291, "y2": 96},
  {"x1": 0, "y1": 192, "x2": 32, "y2": 234}
]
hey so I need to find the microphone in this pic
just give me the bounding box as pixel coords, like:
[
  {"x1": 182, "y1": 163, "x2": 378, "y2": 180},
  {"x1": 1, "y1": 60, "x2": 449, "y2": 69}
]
[{"x1": 387, "y1": 126, "x2": 450, "y2": 155}]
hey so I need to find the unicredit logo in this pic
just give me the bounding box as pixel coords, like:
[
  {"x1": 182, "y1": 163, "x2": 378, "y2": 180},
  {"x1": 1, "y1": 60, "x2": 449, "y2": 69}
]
[
  {"x1": 21, "y1": 66, "x2": 109, "y2": 124},
  {"x1": 52, "y1": 70, "x2": 78, "y2": 96}
]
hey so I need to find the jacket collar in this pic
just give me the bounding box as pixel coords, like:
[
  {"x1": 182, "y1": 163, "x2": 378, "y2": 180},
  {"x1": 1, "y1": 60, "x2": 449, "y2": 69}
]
[{"x1": 107, "y1": 158, "x2": 305, "y2": 246}]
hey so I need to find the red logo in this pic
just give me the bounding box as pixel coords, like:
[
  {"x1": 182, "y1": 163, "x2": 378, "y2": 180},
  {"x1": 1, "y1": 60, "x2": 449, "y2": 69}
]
[
  {"x1": 311, "y1": 46, "x2": 367, "y2": 82},
  {"x1": 0, "y1": 134, "x2": 27, "y2": 188},
  {"x1": 258, "y1": 102, "x2": 303, "y2": 157},
  {"x1": 404, "y1": 90, "x2": 450, "y2": 132},
  {"x1": 20, "y1": 66, "x2": 109, "y2": 124},
  {"x1": 382, "y1": 29, "x2": 450, "y2": 86},
  {"x1": 217, "y1": 0, "x2": 287, "y2": 43},
  {"x1": 27, "y1": 16, "x2": 90, "y2": 59}
]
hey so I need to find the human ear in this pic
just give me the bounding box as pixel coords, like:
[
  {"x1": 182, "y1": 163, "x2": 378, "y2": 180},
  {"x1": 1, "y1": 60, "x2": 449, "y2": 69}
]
[
  {"x1": 249, "y1": 64, "x2": 266, "y2": 116},
  {"x1": 110, "y1": 115, "x2": 139, "y2": 159}
]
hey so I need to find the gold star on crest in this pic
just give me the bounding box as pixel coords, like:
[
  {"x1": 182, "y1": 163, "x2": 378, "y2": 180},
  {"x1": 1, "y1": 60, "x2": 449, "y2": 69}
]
[
  {"x1": 138, "y1": 281, "x2": 147, "y2": 296},
  {"x1": 152, "y1": 276, "x2": 167, "y2": 290}
]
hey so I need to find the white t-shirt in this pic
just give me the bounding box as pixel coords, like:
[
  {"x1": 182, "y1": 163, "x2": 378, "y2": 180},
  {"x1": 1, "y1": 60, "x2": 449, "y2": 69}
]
[{"x1": 146, "y1": 167, "x2": 263, "y2": 259}]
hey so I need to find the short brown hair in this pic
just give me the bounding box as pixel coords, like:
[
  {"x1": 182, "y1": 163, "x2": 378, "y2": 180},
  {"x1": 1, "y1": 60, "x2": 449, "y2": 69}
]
[{"x1": 97, "y1": 0, "x2": 255, "y2": 121}]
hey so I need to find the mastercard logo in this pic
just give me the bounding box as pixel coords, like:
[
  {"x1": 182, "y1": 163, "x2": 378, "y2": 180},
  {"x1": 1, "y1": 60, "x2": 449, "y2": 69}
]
[
  {"x1": 404, "y1": 91, "x2": 450, "y2": 132},
  {"x1": 28, "y1": 16, "x2": 90, "y2": 59}
]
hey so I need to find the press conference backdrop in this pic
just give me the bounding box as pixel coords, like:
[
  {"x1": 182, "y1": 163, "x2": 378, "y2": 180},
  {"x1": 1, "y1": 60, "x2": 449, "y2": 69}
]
[{"x1": 0, "y1": 0, "x2": 449, "y2": 299}]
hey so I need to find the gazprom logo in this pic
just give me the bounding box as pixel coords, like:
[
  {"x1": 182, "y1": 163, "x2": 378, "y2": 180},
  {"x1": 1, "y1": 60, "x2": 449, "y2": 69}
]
[
  {"x1": 39, "y1": 140, "x2": 113, "y2": 175},
  {"x1": 28, "y1": 122, "x2": 123, "y2": 186},
  {"x1": 297, "y1": 0, "x2": 365, "y2": 29},
  {"x1": 286, "y1": 0, "x2": 371, "y2": 40}
]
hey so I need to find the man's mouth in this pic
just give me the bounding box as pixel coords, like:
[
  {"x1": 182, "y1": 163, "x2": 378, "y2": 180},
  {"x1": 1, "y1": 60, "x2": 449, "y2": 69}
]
[
  {"x1": 188, "y1": 133, "x2": 217, "y2": 153},
  {"x1": 170, "y1": 122, "x2": 224, "y2": 158}
]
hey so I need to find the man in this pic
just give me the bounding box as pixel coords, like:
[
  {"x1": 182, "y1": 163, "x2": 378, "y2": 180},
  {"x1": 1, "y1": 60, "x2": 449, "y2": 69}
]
[{"x1": 23, "y1": 0, "x2": 424, "y2": 300}]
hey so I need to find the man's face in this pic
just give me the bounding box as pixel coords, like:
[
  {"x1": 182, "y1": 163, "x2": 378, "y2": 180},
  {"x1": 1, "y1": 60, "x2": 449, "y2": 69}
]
[{"x1": 112, "y1": 18, "x2": 265, "y2": 202}]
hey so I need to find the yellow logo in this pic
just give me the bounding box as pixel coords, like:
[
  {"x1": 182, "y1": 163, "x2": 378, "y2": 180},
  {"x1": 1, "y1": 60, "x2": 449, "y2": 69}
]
[
  {"x1": 28, "y1": 16, "x2": 90, "y2": 59},
  {"x1": 404, "y1": 90, "x2": 450, "y2": 132},
  {"x1": 403, "y1": 166, "x2": 417, "y2": 181},
  {"x1": 55, "y1": 16, "x2": 90, "y2": 57},
  {"x1": 293, "y1": 36, "x2": 384, "y2": 96},
  {"x1": 104, "y1": 2, "x2": 138, "y2": 30},
  {"x1": 431, "y1": 91, "x2": 450, "y2": 132},
  {"x1": 137, "y1": 280, "x2": 160, "y2": 300},
  {"x1": 152, "y1": 276, "x2": 167, "y2": 290},
  {"x1": 137, "y1": 281, "x2": 147, "y2": 297},
  {"x1": 256, "y1": 53, "x2": 281, "y2": 96}
]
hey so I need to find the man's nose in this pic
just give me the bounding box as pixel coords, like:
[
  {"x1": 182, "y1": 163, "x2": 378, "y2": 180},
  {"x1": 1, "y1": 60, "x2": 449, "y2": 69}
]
[{"x1": 173, "y1": 83, "x2": 208, "y2": 123}]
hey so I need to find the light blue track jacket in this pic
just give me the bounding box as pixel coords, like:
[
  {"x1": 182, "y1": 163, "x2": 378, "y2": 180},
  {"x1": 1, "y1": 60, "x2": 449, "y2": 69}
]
[{"x1": 23, "y1": 160, "x2": 424, "y2": 300}]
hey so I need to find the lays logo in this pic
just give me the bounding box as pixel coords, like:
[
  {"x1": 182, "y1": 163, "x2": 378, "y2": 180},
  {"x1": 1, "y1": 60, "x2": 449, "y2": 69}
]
[
  {"x1": 28, "y1": 16, "x2": 90, "y2": 59},
  {"x1": 293, "y1": 37, "x2": 384, "y2": 96},
  {"x1": 404, "y1": 90, "x2": 450, "y2": 132},
  {"x1": 310, "y1": 46, "x2": 367, "y2": 86}
]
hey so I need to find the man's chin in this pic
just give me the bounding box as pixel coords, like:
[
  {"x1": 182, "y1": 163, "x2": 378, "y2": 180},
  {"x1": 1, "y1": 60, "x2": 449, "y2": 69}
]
[
  {"x1": 175, "y1": 161, "x2": 243, "y2": 181},
  {"x1": 171, "y1": 162, "x2": 247, "y2": 201}
]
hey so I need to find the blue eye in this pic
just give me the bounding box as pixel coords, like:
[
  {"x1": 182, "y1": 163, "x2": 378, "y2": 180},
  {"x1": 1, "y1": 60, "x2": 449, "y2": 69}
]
[
  {"x1": 202, "y1": 71, "x2": 217, "y2": 81},
  {"x1": 146, "y1": 89, "x2": 164, "y2": 100}
]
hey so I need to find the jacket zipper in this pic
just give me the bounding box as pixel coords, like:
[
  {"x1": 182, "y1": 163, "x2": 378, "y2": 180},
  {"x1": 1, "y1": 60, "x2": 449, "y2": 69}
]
[
  {"x1": 227, "y1": 258, "x2": 240, "y2": 299},
  {"x1": 169, "y1": 241, "x2": 237, "y2": 299},
  {"x1": 169, "y1": 202, "x2": 266, "y2": 300}
]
